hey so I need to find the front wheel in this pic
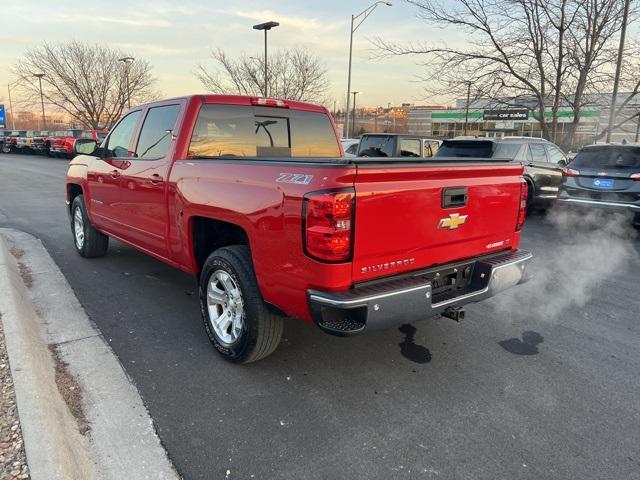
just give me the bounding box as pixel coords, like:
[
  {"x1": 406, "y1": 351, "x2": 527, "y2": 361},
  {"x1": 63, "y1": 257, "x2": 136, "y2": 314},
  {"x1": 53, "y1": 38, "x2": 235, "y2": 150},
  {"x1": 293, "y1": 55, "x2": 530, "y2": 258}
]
[
  {"x1": 70, "y1": 195, "x2": 109, "y2": 258},
  {"x1": 199, "y1": 246, "x2": 283, "y2": 363}
]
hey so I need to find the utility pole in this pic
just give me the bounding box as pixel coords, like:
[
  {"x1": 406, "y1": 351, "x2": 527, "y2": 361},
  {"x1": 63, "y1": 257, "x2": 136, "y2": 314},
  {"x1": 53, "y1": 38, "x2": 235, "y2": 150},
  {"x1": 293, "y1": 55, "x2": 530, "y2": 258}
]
[
  {"x1": 253, "y1": 21, "x2": 279, "y2": 97},
  {"x1": 344, "y1": 1, "x2": 392, "y2": 138},
  {"x1": 464, "y1": 82, "x2": 471, "y2": 136},
  {"x1": 635, "y1": 112, "x2": 640, "y2": 143},
  {"x1": 33, "y1": 73, "x2": 46, "y2": 130},
  {"x1": 7, "y1": 83, "x2": 15, "y2": 129},
  {"x1": 606, "y1": 0, "x2": 631, "y2": 143}
]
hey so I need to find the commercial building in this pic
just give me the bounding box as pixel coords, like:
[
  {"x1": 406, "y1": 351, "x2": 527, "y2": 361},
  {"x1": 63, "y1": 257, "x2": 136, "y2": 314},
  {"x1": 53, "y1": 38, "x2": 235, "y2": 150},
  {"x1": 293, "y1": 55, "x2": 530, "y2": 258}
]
[{"x1": 408, "y1": 93, "x2": 640, "y2": 148}]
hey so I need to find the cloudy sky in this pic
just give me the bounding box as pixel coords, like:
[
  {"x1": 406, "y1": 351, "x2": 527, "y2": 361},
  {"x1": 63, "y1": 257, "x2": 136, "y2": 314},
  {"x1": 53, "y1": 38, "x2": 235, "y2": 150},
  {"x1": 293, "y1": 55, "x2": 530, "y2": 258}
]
[{"x1": 0, "y1": 0, "x2": 465, "y2": 109}]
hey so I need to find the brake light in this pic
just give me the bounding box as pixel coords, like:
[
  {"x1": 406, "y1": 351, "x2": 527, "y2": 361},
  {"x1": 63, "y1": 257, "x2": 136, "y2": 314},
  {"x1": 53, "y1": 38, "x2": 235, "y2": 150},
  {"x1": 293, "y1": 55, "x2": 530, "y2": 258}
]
[
  {"x1": 516, "y1": 180, "x2": 527, "y2": 231},
  {"x1": 304, "y1": 189, "x2": 354, "y2": 262},
  {"x1": 631, "y1": 173, "x2": 640, "y2": 180},
  {"x1": 251, "y1": 97, "x2": 289, "y2": 108},
  {"x1": 561, "y1": 167, "x2": 580, "y2": 177}
]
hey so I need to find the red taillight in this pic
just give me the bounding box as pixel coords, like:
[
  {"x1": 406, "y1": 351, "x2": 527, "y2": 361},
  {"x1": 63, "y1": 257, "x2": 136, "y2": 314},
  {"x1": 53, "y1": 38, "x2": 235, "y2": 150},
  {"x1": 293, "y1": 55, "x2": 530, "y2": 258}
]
[
  {"x1": 561, "y1": 167, "x2": 580, "y2": 177},
  {"x1": 516, "y1": 180, "x2": 528, "y2": 231},
  {"x1": 304, "y1": 189, "x2": 354, "y2": 262},
  {"x1": 251, "y1": 97, "x2": 289, "y2": 108},
  {"x1": 631, "y1": 173, "x2": 640, "y2": 180}
]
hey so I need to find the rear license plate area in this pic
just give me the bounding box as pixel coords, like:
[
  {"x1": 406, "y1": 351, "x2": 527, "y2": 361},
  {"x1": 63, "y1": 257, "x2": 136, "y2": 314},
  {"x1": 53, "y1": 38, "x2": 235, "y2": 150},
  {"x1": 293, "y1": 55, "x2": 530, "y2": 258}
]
[
  {"x1": 593, "y1": 178, "x2": 614, "y2": 189},
  {"x1": 428, "y1": 263, "x2": 474, "y2": 297}
]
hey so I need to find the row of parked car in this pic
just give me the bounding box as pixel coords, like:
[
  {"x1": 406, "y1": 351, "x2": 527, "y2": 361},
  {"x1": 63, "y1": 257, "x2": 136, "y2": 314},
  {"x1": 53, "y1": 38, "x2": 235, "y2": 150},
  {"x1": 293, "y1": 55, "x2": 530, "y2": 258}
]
[
  {"x1": 0, "y1": 129, "x2": 108, "y2": 158},
  {"x1": 341, "y1": 133, "x2": 639, "y2": 226}
]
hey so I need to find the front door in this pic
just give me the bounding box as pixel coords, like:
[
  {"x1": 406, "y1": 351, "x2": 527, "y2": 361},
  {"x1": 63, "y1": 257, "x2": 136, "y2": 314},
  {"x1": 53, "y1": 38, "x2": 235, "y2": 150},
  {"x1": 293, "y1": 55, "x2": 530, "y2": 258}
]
[
  {"x1": 118, "y1": 103, "x2": 181, "y2": 258},
  {"x1": 86, "y1": 110, "x2": 142, "y2": 231}
]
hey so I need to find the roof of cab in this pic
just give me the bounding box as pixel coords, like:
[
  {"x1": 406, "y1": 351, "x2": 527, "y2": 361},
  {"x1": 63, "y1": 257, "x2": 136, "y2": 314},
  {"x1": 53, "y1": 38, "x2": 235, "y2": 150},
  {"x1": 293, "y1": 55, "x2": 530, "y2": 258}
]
[{"x1": 135, "y1": 94, "x2": 328, "y2": 113}]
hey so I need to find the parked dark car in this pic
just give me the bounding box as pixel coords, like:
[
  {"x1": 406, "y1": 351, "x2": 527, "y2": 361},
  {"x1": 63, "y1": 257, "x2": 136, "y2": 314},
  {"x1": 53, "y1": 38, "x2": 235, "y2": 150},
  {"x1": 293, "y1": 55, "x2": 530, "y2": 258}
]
[
  {"x1": 357, "y1": 133, "x2": 442, "y2": 158},
  {"x1": 557, "y1": 144, "x2": 640, "y2": 226},
  {"x1": 434, "y1": 137, "x2": 568, "y2": 208}
]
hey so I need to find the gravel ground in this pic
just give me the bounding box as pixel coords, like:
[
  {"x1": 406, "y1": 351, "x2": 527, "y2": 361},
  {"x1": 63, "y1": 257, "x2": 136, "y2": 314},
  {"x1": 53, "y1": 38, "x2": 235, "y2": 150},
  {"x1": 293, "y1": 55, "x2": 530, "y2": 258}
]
[{"x1": 0, "y1": 316, "x2": 30, "y2": 480}]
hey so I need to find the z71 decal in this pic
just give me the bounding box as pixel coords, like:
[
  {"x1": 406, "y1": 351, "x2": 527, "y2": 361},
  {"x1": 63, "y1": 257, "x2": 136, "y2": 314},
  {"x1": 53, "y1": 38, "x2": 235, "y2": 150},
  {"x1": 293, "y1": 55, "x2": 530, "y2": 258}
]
[{"x1": 276, "y1": 173, "x2": 314, "y2": 185}]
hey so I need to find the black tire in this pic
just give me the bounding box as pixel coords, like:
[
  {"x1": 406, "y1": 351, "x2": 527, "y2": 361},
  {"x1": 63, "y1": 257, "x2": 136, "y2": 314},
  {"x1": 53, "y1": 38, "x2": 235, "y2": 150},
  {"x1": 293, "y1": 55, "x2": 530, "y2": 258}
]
[
  {"x1": 525, "y1": 180, "x2": 535, "y2": 211},
  {"x1": 199, "y1": 245, "x2": 283, "y2": 364},
  {"x1": 70, "y1": 195, "x2": 109, "y2": 258}
]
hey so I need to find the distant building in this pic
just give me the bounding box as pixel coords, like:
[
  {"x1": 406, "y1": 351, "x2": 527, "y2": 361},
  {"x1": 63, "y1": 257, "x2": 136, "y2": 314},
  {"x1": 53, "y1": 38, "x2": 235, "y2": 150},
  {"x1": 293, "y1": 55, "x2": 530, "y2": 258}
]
[{"x1": 408, "y1": 92, "x2": 640, "y2": 147}]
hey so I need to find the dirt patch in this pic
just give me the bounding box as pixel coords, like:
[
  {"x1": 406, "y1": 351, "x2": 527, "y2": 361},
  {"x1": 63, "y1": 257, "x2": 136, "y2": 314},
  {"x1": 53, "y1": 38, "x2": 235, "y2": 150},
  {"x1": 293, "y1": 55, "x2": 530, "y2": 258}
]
[
  {"x1": 8, "y1": 247, "x2": 33, "y2": 288},
  {"x1": 47, "y1": 345, "x2": 90, "y2": 435},
  {"x1": 0, "y1": 315, "x2": 30, "y2": 479},
  {"x1": 17, "y1": 263, "x2": 33, "y2": 289},
  {"x1": 9, "y1": 247, "x2": 24, "y2": 260}
]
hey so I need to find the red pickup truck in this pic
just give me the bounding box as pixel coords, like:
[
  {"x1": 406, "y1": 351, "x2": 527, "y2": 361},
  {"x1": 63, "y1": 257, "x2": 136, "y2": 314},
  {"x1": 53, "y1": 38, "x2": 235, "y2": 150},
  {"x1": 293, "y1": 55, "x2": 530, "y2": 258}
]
[
  {"x1": 66, "y1": 95, "x2": 531, "y2": 363},
  {"x1": 51, "y1": 129, "x2": 108, "y2": 158}
]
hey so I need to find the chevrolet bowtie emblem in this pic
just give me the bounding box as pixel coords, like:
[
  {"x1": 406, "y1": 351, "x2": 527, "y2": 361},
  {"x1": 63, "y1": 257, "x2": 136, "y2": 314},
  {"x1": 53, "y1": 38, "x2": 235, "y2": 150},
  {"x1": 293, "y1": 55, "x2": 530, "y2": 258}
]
[{"x1": 438, "y1": 213, "x2": 468, "y2": 230}]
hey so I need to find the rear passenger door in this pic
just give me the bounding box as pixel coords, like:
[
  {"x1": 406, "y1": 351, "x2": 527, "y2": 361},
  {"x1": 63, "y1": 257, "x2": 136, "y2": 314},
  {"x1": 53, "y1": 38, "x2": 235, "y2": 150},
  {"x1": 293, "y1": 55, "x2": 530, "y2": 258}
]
[
  {"x1": 117, "y1": 102, "x2": 182, "y2": 258},
  {"x1": 526, "y1": 143, "x2": 559, "y2": 199}
]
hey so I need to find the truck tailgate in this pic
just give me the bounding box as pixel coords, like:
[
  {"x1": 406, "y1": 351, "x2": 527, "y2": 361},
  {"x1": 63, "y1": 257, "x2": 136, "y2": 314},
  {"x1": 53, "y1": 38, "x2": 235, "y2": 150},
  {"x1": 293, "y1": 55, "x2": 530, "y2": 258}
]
[{"x1": 352, "y1": 162, "x2": 524, "y2": 283}]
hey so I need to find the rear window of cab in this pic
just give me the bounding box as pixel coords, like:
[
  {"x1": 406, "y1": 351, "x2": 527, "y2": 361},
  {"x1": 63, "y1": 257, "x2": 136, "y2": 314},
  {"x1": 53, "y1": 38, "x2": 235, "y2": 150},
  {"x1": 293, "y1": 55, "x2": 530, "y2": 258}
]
[{"x1": 188, "y1": 104, "x2": 340, "y2": 158}]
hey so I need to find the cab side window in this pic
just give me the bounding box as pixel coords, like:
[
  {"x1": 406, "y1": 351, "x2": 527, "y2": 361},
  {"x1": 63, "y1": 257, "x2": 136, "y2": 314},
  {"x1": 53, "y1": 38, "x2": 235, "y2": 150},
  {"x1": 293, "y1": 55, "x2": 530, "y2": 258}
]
[
  {"x1": 135, "y1": 105, "x2": 180, "y2": 159},
  {"x1": 105, "y1": 111, "x2": 141, "y2": 158}
]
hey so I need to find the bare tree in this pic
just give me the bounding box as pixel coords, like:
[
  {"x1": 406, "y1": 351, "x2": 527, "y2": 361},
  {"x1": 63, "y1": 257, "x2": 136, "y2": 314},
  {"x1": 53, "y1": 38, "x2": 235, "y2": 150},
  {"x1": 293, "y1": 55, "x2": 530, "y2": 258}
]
[
  {"x1": 13, "y1": 41, "x2": 158, "y2": 129},
  {"x1": 195, "y1": 47, "x2": 330, "y2": 104},
  {"x1": 374, "y1": 0, "x2": 637, "y2": 148}
]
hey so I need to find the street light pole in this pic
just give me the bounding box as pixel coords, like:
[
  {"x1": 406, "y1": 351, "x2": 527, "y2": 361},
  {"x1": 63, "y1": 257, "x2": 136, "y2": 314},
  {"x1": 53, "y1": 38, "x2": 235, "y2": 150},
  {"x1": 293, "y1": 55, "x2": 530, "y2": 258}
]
[
  {"x1": 464, "y1": 82, "x2": 471, "y2": 136},
  {"x1": 118, "y1": 57, "x2": 135, "y2": 110},
  {"x1": 606, "y1": 0, "x2": 630, "y2": 143},
  {"x1": 33, "y1": 73, "x2": 46, "y2": 130},
  {"x1": 351, "y1": 91, "x2": 360, "y2": 137},
  {"x1": 253, "y1": 21, "x2": 280, "y2": 97},
  {"x1": 344, "y1": 1, "x2": 392, "y2": 138}
]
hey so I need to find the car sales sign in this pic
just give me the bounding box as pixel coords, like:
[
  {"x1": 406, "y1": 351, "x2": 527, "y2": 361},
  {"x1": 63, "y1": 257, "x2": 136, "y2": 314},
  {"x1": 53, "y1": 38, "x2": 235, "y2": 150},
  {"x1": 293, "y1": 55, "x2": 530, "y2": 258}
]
[
  {"x1": 0, "y1": 104, "x2": 5, "y2": 128},
  {"x1": 483, "y1": 109, "x2": 529, "y2": 121}
]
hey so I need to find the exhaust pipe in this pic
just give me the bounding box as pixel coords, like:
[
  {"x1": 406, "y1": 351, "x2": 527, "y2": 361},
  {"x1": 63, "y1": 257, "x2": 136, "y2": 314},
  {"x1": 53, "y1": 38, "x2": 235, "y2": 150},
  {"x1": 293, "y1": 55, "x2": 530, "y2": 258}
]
[{"x1": 441, "y1": 306, "x2": 465, "y2": 322}]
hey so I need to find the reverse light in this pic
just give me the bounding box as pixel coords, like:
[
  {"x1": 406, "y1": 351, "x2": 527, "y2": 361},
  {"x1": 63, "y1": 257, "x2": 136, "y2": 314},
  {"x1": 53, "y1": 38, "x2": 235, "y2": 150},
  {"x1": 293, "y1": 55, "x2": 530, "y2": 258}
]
[
  {"x1": 516, "y1": 180, "x2": 528, "y2": 231},
  {"x1": 251, "y1": 97, "x2": 289, "y2": 108},
  {"x1": 561, "y1": 167, "x2": 580, "y2": 177},
  {"x1": 631, "y1": 173, "x2": 640, "y2": 180},
  {"x1": 304, "y1": 189, "x2": 355, "y2": 262}
]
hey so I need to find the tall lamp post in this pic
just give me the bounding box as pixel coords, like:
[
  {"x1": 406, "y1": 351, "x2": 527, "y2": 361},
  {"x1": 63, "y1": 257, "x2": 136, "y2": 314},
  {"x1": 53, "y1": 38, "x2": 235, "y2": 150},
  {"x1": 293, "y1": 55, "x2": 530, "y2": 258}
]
[
  {"x1": 253, "y1": 21, "x2": 280, "y2": 97},
  {"x1": 33, "y1": 73, "x2": 46, "y2": 130},
  {"x1": 344, "y1": 1, "x2": 392, "y2": 138},
  {"x1": 118, "y1": 57, "x2": 135, "y2": 110},
  {"x1": 351, "y1": 91, "x2": 361, "y2": 137}
]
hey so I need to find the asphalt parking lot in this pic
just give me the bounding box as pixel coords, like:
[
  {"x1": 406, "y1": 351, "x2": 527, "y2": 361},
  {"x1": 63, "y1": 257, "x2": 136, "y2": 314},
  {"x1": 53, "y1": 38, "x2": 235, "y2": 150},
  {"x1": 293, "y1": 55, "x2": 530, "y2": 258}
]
[{"x1": 1, "y1": 153, "x2": 639, "y2": 480}]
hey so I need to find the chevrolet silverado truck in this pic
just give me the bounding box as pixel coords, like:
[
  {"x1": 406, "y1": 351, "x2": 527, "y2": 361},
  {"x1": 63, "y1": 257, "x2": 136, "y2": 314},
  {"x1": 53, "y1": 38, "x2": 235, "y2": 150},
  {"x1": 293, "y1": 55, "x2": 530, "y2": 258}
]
[{"x1": 66, "y1": 95, "x2": 532, "y2": 363}]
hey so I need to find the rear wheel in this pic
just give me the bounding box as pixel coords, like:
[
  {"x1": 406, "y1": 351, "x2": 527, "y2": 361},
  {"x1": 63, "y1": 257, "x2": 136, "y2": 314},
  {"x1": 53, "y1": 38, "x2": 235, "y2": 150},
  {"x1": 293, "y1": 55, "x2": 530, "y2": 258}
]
[
  {"x1": 199, "y1": 245, "x2": 283, "y2": 363},
  {"x1": 71, "y1": 195, "x2": 109, "y2": 258},
  {"x1": 525, "y1": 180, "x2": 535, "y2": 211}
]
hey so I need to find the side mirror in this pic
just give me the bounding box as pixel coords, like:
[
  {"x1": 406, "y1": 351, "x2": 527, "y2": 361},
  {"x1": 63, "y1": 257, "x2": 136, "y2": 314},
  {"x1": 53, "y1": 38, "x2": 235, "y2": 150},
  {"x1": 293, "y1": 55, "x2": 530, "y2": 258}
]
[
  {"x1": 74, "y1": 139, "x2": 98, "y2": 156},
  {"x1": 558, "y1": 159, "x2": 567, "y2": 166}
]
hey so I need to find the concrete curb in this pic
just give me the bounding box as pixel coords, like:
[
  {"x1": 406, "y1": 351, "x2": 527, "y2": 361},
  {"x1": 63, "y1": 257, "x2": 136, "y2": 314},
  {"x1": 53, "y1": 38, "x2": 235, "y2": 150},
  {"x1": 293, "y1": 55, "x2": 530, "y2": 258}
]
[{"x1": 0, "y1": 229, "x2": 179, "y2": 480}]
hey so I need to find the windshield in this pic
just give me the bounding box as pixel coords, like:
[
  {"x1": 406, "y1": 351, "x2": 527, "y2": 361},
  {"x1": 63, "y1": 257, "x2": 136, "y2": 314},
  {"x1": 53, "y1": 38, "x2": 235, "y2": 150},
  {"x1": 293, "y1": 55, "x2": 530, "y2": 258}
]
[
  {"x1": 571, "y1": 147, "x2": 640, "y2": 172},
  {"x1": 357, "y1": 136, "x2": 394, "y2": 157}
]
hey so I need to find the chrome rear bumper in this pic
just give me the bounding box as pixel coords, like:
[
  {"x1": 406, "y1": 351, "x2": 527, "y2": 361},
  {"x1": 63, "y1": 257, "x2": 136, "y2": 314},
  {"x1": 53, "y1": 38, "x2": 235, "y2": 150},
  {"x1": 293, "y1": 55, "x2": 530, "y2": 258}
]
[{"x1": 308, "y1": 249, "x2": 532, "y2": 335}]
